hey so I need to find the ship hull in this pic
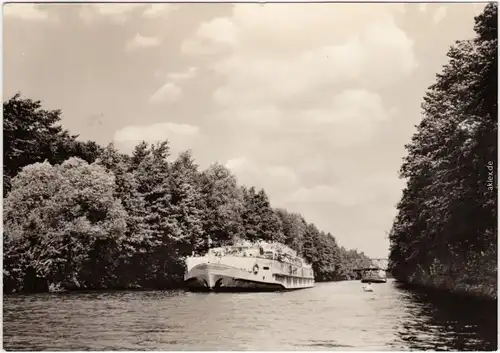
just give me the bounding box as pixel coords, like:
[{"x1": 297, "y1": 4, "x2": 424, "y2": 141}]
[
  {"x1": 186, "y1": 279, "x2": 284, "y2": 292},
  {"x1": 185, "y1": 262, "x2": 313, "y2": 292},
  {"x1": 361, "y1": 278, "x2": 387, "y2": 283},
  {"x1": 361, "y1": 275, "x2": 387, "y2": 283}
]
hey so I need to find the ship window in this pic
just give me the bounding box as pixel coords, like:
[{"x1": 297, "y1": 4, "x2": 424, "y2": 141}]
[{"x1": 263, "y1": 266, "x2": 270, "y2": 270}]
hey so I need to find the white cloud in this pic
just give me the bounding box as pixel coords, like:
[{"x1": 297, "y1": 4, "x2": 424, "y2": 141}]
[
  {"x1": 149, "y1": 67, "x2": 198, "y2": 105},
  {"x1": 114, "y1": 122, "x2": 201, "y2": 157},
  {"x1": 179, "y1": 3, "x2": 413, "y2": 190},
  {"x1": 142, "y1": 4, "x2": 177, "y2": 18},
  {"x1": 217, "y1": 88, "x2": 393, "y2": 149},
  {"x1": 418, "y1": 3, "x2": 427, "y2": 13},
  {"x1": 182, "y1": 4, "x2": 416, "y2": 147},
  {"x1": 267, "y1": 166, "x2": 300, "y2": 189},
  {"x1": 225, "y1": 157, "x2": 248, "y2": 171},
  {"x1": 149, "y1": 82, "x2": 182, "y2": 104},
  {"x1": 208, "y1": 32, "x2": 415, "y2": 107},
  {"x1": 432, "y1": 6, "x2": 448, "y2": 24},
  {"x1": 297, "y1": 89, "x2": 394, "y2": 148},
  {"x1": 287, "y1": 185, "x2": 358, "y2": 207},
  {"x1": 79, "y1": 4, "x2": 143, "y2": 23},
  {"x1": 225, "y1": 157, "x2": 300, "y2": 203},
  {"x1": 277, "y1": 171, "x2": 404, "y2": 254},
  {"x1": 126, "y1": 33, "x2": 161, "y2": 51},
  {"x1": 115, "y1": 122, "x2": 199, "y2": 142},
  {"x1": 214, "y1": 106, "x2": 283, "y2": 130},
  {"x1": 4, "y1": 4, "x2": 52, "y2": 21},
  {"x1": 283, "y1": 173, "x2": 404, "y2": 230},
  {"x1": 167, "y1": 67, "x2": 199, "y2": 81}
]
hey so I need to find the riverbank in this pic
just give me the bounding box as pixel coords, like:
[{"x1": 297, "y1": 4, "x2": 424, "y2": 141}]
[
  {"x1": 395, "y1": 273, "x2": 497, "y2": 301},
  {"x1": 4, "y1": 277, "x2": 354, "y2": 295},
  {"x1": 3, "y1": 277, "x2": 187, "y2": 295}
]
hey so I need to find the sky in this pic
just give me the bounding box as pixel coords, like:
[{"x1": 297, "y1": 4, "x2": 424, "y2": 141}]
[{"x1": 3, "y1": 2, "x2": 487, "y2": 258}]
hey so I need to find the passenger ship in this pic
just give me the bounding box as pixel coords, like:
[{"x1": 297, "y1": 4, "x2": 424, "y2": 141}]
[
  {"x1": 184, "y1": 241, "x2": 315, "y2": 292},
  {"x1": 360, "y1": 267, "x2": 387, "y2": 283}
]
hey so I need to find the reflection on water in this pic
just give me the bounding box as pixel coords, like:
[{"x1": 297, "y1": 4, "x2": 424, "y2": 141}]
[
  {"x1": 3, "y1": 279, "x2": 497, "y2": 351},
  {"x1": 393, "y1": 282, "x2": 497, "y2": 351}
]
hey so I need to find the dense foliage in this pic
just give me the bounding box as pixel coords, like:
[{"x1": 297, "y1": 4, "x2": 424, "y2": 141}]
[
  {"x1": 3, "y1": 93, "x2": 102, "y2": 196},
  {"x1": 3, "y1": 95, "x2": 373, "y2": 293},
  {"x1": 389, "y1": 4, "x2": 497, "y2": 298}
]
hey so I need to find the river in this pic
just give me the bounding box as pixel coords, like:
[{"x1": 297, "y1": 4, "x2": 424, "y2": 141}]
[{"x1": 3, "y1": 279, "x2": 497, "y2": 351}]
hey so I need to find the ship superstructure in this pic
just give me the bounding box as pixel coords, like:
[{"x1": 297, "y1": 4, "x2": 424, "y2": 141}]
[
  {"x1": 184, "y1": 241, "x2": 315, "y2": 291},
  {"x1": 360, "y1": 267, "x2": 387, "y2": 283}
]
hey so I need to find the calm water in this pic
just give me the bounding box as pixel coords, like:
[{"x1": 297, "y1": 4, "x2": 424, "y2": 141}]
[{"x1": 3, "y1": 279, "x2": 497, "y2": 351}]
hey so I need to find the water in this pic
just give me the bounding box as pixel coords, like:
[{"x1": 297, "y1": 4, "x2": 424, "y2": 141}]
[{"x1": 3, "y1": 279, "x2": 497, "y2": 351}]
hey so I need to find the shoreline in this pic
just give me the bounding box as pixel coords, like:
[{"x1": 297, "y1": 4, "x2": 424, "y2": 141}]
[
  {"x1": 3, "y1": 278, "x2": 355, "y2": 295},
  {"x1": 394, "y1": 275, "x2": 497, "y2": 302}
]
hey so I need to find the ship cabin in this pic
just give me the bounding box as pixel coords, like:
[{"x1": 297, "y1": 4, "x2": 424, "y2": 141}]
[
  {"x1": 353, "y1": 266, "x2": 387, "y2": 283},
  {"x1": 208, "y1": 245, "x2": 260, "y2": 258},
  {"x1": 205, "y1": 242, "x2": 309, "y2": 269},
  {"x1": 198, "y1": 241, "x2": 314, "y2": 285}
]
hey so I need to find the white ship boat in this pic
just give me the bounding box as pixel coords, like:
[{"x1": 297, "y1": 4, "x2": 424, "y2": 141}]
[
  {"x1": 184, "y1": 241, "x2": 315, "y2": 292},
  {"x1": 360, "y1": 267, "x2": 387, "y2": 283}
]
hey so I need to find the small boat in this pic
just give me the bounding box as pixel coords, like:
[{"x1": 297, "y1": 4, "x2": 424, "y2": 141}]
[
  {"x1": 184, "y1": 240, "x2": 315, "y2": 292},
  {"x1": 363, "y1": 284, "x2": 374, "y2": 292}
]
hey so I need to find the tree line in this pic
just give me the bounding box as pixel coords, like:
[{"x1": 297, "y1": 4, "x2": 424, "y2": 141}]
[
  {"x1": 389, "y1": 3, "x2": 497, "y2": 299},
  {"x1": 3, "y1": 93, "x2": 373, "y2": 293}
]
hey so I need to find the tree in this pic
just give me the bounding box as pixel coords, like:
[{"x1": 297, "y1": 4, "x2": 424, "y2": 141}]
[
  {"x1": 3, "y1": 93, "x2": 385, "y2": 291},
  {"x1": 389, "y1": 3, "x2": 497, "y2": 292},
  {"x1": 275, "y1": 208, "x2": 307, "y2": 253},
  {"x1": 3, "y1": 93, "x2": 102, "y2": 196},
  {"x1": 131, "y1": 141, "x2": 186, "y2": 287},
  {"x1": 169, "y1": 150, "x2": 206, "y2": 256},
  {"x1": 3, "y1": 158, "x2": 127, "y2": 292},
  {"x1": 241, "y1": 187, "x2": 283, "y2": 243},
  {"x1": 95, "y1": 143, "x2": 151, "y2": 288},
  {"x1": 128, "y1": 141, "x2": 150, "y2": 172},
  {"x1": 200, "y1": 163, "x2": 244, "y2": 247}
]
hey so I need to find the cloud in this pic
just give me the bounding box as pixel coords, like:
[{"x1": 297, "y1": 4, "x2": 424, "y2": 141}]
[
  {"x1": 79, "y1": 4, "x2": 144, "y2": 24},
  {"x1": 432, "y1": 6, "x2": 448, "y2": 24},
  {"x1": 216, "y1": 88, "x2": 393, "y2": 149},
  {"x1": 207, "y1": 25, "x2": 416, "y2": 106},
  {"x1": 225, "y1": 157, "x2": 300, "y2": 203},
  {"x1": 142, "y1": 4, "x2": 178, "y2": 18},
  {"x1": 277, "y1": 171, "x2": 404, "y2": 254},
  {"x1": 113, "y1": 122, "x2": 201, "y2": 157},
  {"x1": 286, "y1": 174, "x2": 404, "y2": 209},
  {"x1": 214, "y1": 105, "x2": 283, "y2": 130},
  {"x1": 287, "y1": 185, "x2": 358, "y2": 207},
  {"x1": 149, "y1": 83, "x2": 182, "y2": 104},
  {"x1": 179, "y1": 4, "x2": 413, "y2": 219},
  {"x1": 181, "y1": 17, "x2": 236, "y2": 55},
  {"x1": 3, "y1": 4, "x2": 52, "y2": 21},
  {"x1": 418, "y1": 3, "x2": 427, "y2": 13},
  {"x1": 226, "y1": 157, "x2": 248, "y2": 171},
  {"x1": 181, "y1": 4, "x2": 416, "y2": 153},
  {"x1": 325, "y1": 172, "x2": 406, "y2": 210},
  {"x1": 167, "y1": 67, "x2": 199, "y2": 81},
  {"x1": 149, "y1": 67, "x2": 198, "y2": 105},
  {"x1": 126, "y1": 33, "x2": 161, "y2": 51}
]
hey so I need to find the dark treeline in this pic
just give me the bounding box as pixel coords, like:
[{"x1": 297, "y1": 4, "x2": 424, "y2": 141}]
[
  {"x1": 3, "y1": 94, "x2": 372, "y2": 293},
  {"x1": 389, "y1": 4, "x2": 497, "y2": 299}
]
